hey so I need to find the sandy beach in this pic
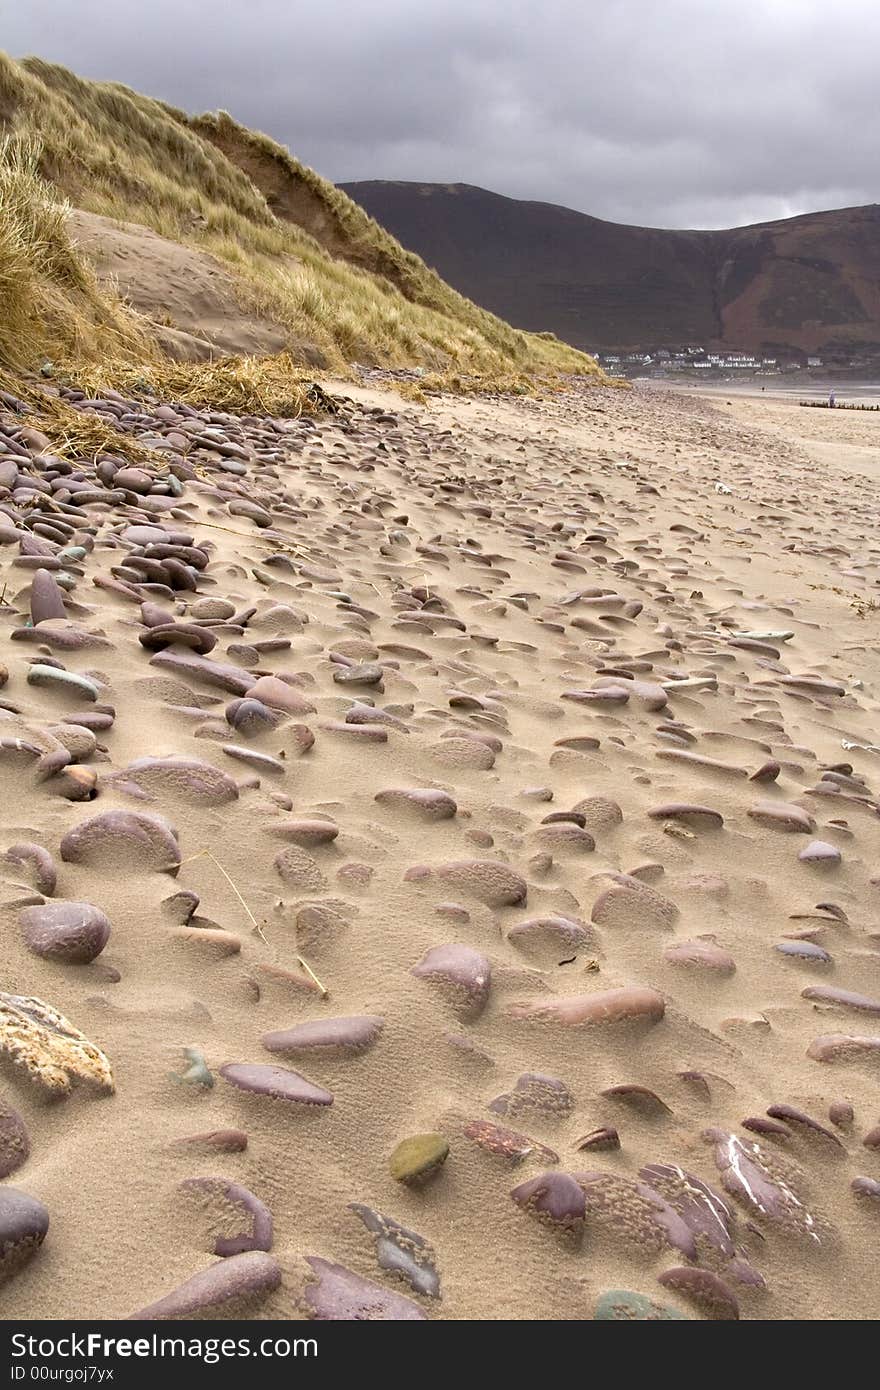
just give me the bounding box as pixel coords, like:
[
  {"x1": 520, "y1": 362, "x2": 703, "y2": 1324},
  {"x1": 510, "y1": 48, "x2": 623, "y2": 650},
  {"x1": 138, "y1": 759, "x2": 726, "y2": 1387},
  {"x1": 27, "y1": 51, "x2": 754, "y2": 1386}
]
[{"x1": 1, "y1": 377, "x2": 879, "y2": 1322}]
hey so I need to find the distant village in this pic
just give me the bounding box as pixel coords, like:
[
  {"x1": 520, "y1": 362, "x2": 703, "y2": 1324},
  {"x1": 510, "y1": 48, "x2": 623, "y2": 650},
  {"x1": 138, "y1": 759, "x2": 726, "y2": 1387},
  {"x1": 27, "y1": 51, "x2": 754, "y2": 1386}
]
[{"x1": 591, "y1": 346, "x2": 879, "y2": 378}]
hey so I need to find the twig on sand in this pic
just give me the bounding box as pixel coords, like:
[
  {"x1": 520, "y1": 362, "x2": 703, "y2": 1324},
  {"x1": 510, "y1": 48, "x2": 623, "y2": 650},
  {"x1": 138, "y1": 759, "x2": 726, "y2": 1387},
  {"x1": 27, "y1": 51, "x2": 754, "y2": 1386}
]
[
  {"x1": 176, "y1": 849, "x2": 330, "y2": 995},
  {"x1": 177, "y1": 848, "x2": 267, "y2": 942},
  {"x1": 296, "y1": 955, "x2": 329, "y2": 999}
]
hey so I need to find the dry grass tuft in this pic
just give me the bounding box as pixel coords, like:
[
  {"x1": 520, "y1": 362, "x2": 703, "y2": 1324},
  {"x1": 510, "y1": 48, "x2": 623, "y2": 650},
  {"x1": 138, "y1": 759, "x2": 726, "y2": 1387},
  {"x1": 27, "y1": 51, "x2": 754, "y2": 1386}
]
[
  {"x1": 0, "y1": 52, "x2": 608, "y2": 393},
  {"x1": 78, "y1": 352, "x2": 325, "y2": 419},
  {"x1": 0, "y1": 132, "x2": 156, "y2": 373}
]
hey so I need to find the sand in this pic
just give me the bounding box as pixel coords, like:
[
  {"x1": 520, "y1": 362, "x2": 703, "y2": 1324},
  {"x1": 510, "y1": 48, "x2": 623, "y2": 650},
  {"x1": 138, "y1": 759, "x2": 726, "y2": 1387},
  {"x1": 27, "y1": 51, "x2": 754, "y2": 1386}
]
[
  {"x1": 0, "y1": 377, "x2": 879, "y2": 1321},
  {"x1": 68, "y1": 211, "x2": 296, "y2": 362}
]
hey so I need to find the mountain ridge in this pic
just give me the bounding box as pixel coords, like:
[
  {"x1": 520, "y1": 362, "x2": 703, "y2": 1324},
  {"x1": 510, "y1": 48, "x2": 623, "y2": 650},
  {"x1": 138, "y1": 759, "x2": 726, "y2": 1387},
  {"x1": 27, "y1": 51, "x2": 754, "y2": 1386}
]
[{"x1": 341, "y1": 179, "x2": 880, "y2": 355}]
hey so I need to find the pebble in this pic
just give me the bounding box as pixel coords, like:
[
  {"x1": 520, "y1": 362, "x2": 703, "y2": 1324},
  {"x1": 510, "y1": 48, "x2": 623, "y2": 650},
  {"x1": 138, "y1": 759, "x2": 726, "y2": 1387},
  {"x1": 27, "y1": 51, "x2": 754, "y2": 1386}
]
[
  {"x1": 704, "y1": 1128, "x2": 826, "y2": 1238},
  {"x1": 261, "y1": 1016, "x2": 383, "y2": 1056},
  {"x1": 491, "y1": 1073, "x2": 573, "y2": 1118},
  {"x1": 511, "y1": 1171, "x2": 585, "y2": 1239},
  {"x1": 27, "y1": 665, "x2": 100, "y2": 701},
  {"x1": 219, "y1": 1063, "x2": 333, "y2": 1106},
  {"x1": 389, "y1": 1133, "x2": 449, "y2": 1184},
  {"x1": 19, "y1": 901, "x2": 111, "y2": 963},
  {"x1": 131, "y1": 1251, "x2": 281, "y2": 1319},
  {"x1": 0, "y1": 1188, "x2": 49, "y2": 1282},
  {"x1": 302, "y1": 1256, "x2": 427, "y2": 1320},
  {"x1": 506, "y1": 986, "x2": 665, "y2": 1027},
  {"x1": 574, "y1": 1170, "x2": 697, "y2": 1258},
  {"x1": 463, "y1": 1119, "x2": 559, "y2": 1165},
  {"x1": 60, "y1": 810, "x2": 181, "y2": 872},
  {"x1": 349, "y1": 1203, "x2": 440, "y2": 1297},
  {"x1": 179, "y1": 1177, "x2": 273, "y2": 1255},
  {"x1": 0, "y1": 1102, "x2": 30, "y2": 1178},
  {"x1": 411, "y1": 944, "x2": 491, "y2": 1018},
  {"x1": 594, "y1": 1289, "x2": 688, "y2": 1320},
  {"x1": 658, "y1": 1266, "x2": 739, "y2": 1320}
]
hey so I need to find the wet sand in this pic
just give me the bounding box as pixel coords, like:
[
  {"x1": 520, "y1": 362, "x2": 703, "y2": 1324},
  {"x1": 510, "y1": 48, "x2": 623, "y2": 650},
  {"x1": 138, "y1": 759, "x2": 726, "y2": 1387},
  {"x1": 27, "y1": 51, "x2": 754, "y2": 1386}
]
[{"x1": 0, "y1": 378, "x2": 878, "y2": 1321}]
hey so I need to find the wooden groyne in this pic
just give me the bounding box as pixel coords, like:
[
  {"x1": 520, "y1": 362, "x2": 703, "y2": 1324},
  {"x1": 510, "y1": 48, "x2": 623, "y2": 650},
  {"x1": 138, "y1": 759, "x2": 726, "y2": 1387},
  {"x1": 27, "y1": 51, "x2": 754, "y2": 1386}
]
[{"x1": 799, "y1": 400, "x2": 880, "y2": 411}]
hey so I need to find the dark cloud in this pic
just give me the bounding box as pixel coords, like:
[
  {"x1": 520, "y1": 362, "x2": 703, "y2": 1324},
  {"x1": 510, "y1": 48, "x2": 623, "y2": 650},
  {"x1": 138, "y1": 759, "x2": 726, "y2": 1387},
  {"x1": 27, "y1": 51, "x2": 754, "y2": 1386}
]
[{"x1": 5, "y1": 0, "x2": 879, "y2": 228}]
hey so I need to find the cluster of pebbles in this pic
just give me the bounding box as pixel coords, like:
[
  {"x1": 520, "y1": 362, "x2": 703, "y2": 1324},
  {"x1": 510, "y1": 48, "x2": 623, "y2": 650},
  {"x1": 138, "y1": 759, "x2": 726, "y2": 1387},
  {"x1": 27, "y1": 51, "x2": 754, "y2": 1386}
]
[{"x1": 0, "y1": 378, "x2": 878, "y2": 1319}]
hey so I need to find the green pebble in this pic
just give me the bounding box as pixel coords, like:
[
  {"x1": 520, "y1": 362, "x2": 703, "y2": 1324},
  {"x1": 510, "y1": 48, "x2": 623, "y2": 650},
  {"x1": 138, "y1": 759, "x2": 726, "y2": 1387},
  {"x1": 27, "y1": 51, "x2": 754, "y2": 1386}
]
[
  {"x1": 594, "y1": 1289, "x2": 689, "y2": 1320},
  {"x1": 171, "y1": 1046, "x2": 213, "y2": 1089},
  {"x1": 389, "y1": 1133, "x2": 449, "y2": 1184},
  {"x1": 27, "y1": 665, "x2": 100, "y2": 700}
]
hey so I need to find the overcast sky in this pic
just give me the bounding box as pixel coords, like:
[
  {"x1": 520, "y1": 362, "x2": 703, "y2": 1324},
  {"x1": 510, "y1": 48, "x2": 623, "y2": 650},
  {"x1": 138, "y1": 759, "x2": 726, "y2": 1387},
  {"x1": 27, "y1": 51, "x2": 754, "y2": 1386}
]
[{"x1": 4, "y1": 0, "x2": 879, "y2": 228}]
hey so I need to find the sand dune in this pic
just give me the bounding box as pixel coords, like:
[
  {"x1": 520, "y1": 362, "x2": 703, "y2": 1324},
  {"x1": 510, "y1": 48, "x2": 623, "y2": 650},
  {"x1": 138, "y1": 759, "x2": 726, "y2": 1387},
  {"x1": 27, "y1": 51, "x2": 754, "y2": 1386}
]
[{"x1": 0, "y1": 377, "x2": 877, "y2": 1320}]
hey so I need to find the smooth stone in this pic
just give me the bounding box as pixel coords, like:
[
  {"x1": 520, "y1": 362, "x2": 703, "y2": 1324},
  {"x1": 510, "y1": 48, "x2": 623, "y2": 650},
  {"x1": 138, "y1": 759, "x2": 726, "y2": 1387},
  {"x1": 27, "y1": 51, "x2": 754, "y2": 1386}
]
[
  {"x1": 19, "y1": 901, "x2": 110, "y2": 964},
  {"x1": 802, "y1": 986, "x2": 880, "y2": 1015},
  {"x1": 775, "y1": 940, "x2": 832, "y2": 964},
  {"x1": 765, "y1": 1103, "x2": 844, "y2": 1147},
  {"x1": 221, "y1": 745, "x2": 285, "y2": 773},
  {"x1": 138, "y1": 623, "x2": 217, "y2": 655},
  {"x1": 225, "y1": 697, "x2": 282, "y2": 736},
  {"x1": 171, "y1": 1129, "x2": 248, "y2": 1154},
  {"x1": 799, "y1": 840, "x2": 842, "y2": 865},
  {"x1": 389, "y1": 1133, "x2": 449, "y2": 1184},
  {"x1": 432, "y1": 859, "x2": 527, "y2": 906},
  {"x1": 149, "y1": 650, "x2": 253, "y2": 696},
  {"x1": 411, "y1": 944, "x2": 491, "y2": 1019},
  {"x1": 349, "y1": 1203, "x2": 440, "y2": 1298},
  {"x1": 219, "y1": 1063, "x2": 333, "y2": 1105},
  {"x1": 663, "y1": 936, "x2": 736, "y2": 974},
  {"x1": 748, "y1": 800, "x2": 815, "y2": 833},
  {"x1": 594, "y1": 1289, "x2": 688, "y2": 1320},
  {"x1": 261, "y1": 1016, "x2": 383, "y2": 1057},
  {"x1": 511, "y1": 1171, "x2": 585, "y2": 1238},
  {"x1": 591, "y1": 875, "x2": 679, "y2": 931},
  {"x1": 374, "y1": 787, "x2": 457, "y2": 819},
  {"x1": 0, "y1": 1102, "x2": 30, "y2": 1178},
  {"x1": 807, "y1": 1034, "x2": 880, "y2": 1061},
  {"x1": 603, "y1": 1085, "x2": 671, "y2": 1116},
  {"x1": 302, "y1": 1256, "x2": 427, "y2": 1320},
  {"x1": 265, "y1": 818, "x2": 338, "y2": 846},
  {"x1": 114, "y1": 756, "x2": 239, "y2": 805},
  {"x1": 505, "y1": 986, "x2": 665, "y2": 1027},
  {"x1": 0, "y1": 1188, "x2": 49, "y2": 1282},
  {"x1": 30, "y1": 569, "x2": 66, "y2": 625},
  {"x1": 27, "y1": 665, "x2": 100, "y2": 701},
  {"x1": 2, "y1": 843, "x2": 57, "y2": 896},
  {"x1": 131, "y1": 1251, "x2": 281, "y2": 1319},
  {"x1": 178, "y1": 1177, "x2": 273, "y2": 1255},
  {"x1": 658, "y1": 1267, "x2": 739, "y2": 1320},
  {"x1": 462, "y1": 1119, "x2": 559, "y2": 1165},
  {"x1": 245, "y1": 675, "x2": 316, "y2": 715},
  {"x1": 507, "y1": 915, "x2": 593, "y2": 962},
  {"x1": 648, "y1": 802, "x2": 724, "y2": 829},
  {"x1": 852, "y1": 1177, "x2": 880, "y2": 1202},
  {"x1": 60, "y1": 811, "x2": 180, "y2": 873}
]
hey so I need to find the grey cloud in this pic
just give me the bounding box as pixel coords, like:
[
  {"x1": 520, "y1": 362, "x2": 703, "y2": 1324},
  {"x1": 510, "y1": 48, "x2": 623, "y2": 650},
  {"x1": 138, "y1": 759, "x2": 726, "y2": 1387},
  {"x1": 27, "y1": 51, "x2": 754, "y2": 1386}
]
[{"x1": 4, "y1": 0, "x2": 879, "y2": 228}]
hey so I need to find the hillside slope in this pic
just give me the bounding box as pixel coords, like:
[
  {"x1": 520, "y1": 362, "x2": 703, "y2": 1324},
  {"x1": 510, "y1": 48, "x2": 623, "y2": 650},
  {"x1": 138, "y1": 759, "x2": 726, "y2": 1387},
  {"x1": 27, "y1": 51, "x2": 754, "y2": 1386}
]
[
  {"x1": 0, "y1": 55, "x2": 601, "y2": 383},
  {"x1": 342, "y1": 180, "x2": 880, "y2": 355}
]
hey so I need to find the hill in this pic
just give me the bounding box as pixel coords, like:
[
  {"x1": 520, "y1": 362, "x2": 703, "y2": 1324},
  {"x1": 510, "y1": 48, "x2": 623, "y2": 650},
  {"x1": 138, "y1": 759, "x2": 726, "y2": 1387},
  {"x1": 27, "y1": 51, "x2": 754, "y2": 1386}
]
[
  {"x1": 0, "y1": 55, "x2": 602, "y2": 391},
  {"x1": 341, "y1": 180, "x2": 880, "y2": 355}
]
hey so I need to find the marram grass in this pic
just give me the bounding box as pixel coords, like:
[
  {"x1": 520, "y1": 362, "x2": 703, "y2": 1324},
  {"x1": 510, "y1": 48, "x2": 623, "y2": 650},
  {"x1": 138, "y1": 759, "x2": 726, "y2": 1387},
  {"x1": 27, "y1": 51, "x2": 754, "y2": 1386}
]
[{"x1": 0, "y1": 51, "x2": 608, "y2": 404}]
